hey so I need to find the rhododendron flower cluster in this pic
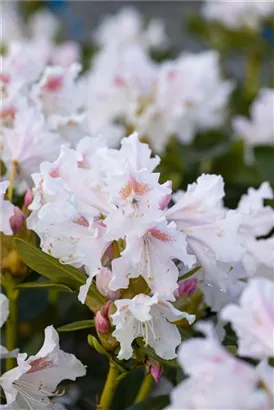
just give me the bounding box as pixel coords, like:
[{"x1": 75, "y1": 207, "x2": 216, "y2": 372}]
[
  {"x1": 1, "y1": 3, "x2": 274, "y2": 410},
  {"x1": 26, "y1": 133, "x2": 274, "y2": 360},
  {"x1": 88, "y1": 47, "x2": 234, "y2": 153},
  {"x1": 202, "y1": 0, "x2": 274, "y2": 30}
]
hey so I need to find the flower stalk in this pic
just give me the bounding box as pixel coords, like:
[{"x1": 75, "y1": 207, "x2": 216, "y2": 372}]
[
  {"x1": 134, "y1": 373, "x2": 154, "y2": 403},
  {"x1": 96, "y1": 361, "x2": 121, "y2": 410},
  {"x1": 5, "y1": 289, "x2": 19, "y2": 371},
  {"x1": 244, "y1": 45, "x2": 260, "y2": 100},
  {"x1": 7, "y1": 160, "x2": 18, "y2": 202}
]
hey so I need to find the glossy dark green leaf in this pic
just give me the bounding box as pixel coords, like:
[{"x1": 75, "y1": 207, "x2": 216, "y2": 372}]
[
  {"x1": 15, "y1": 239, "x2": 105, "y2": 307},
  {"x1": 254, "y1": 146, "x2": 274, "y2": 186},
  {"x1": 58, "y1": 320, "x2": 95, "y2": 332},
  {"x1": 125, "y1": 395, "x2": 170, "y2": 410},
  {"x1": 15, "y1": 238, "x2": 86, "y2": 287}
]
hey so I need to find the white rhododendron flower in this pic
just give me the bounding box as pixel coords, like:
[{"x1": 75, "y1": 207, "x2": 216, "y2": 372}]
[
  {"x1": 167, "y1": 175, "x2": 245, "y2": 293},
  {"x1": 27, "y1": 134, "x2": 249, "y2": 315},
  {"x1": 136, "y1": 50, "x2": 234, "y2": 151},
  {"x1": 111, "y1": 220, "x2": 195, "y2": 300},
  {"x1": 2, "y1": 5, "x2": 274, "y2": 409},
  {"x1": 28, "y1": 9, "x2": 60, "y2": 41},
  {"x1": 221, "y1": 278, "x2": 274, "y2": 359},
  {"x1": 0, "y1": 326, "x2": 86, "y2": 409},
  {"x1": 93, "y1": 7, "x2": 167, "y2": 50},
  {"x1": 167, "y1": 174, "x2": 225, "y2": 227},
  {"x1": 87, "y1": 44, "x2": 156, "y2": 139},
  {"x1": 202, "y1": 0, "x2": 274, "y2": 30},
  {"x1": 2, "y1": 104, "x2": 64, "y2": 183},
  {"x1": 166, "y1": 322, "x2": 272, "y2": 410},
  {"x1": 87, "y1": 47, "x2": 232, "y2": 153},
  {"x1": 236, "y1": 182, "x2": 274, "y2": 278},
  {"x1": 33, "y1": 63, "x2": 83, "y2": 116},
  {"x1": 233, "y1": 89, "x2": 274, "y2": 161},
  {"x1": 0, "y1": 182, "x2": 14, "y2": 235},
  {"x1": 1, "y1": 2, "x2": 23, "y2": 45},
  {"x1": 111, "y1": 294, "x2": 195, "y2": 360},
  {"x1": 257, "y1": 360, "x2": 274, "y2": 401}
]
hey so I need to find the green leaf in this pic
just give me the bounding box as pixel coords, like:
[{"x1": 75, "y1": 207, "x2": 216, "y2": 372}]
[
  {"x1": 254, "y1": 146, "x2": 274, "y2": 186},
  {"x1": 15, "y1": 238, "x2": 86, "y2": 287},
  {"x1": 57, "y1": 320, "x2": 95, "y2": 332},
  {"x1": 125, "y1": 395, "x2": 170, "y2": 410},
  {"x1": 16, "y1": 282, "x2": 73, "y2": 292},
  {"x1": 180, "y1": 266, "x2": 201, "y2": 280}
]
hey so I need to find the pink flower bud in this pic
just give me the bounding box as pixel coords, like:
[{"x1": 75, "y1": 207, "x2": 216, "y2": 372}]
[
  {"x1": 95, "y1": 311, "x2": 109, "y2": 334},
  {"x1": 96, "y1": 267, "x2": 120, "y2": 300},
  {"x1": 101, "y1": 301, "x2": 112, "y2": 319},
  {"x1": 174, "y1": 278, "x2": 197, "y2": 299},
  {"x1": 24, "y1": 188, "x2": 33, "y2": 208},
  {"x1": 10, "y1": 207, "x2": 24, "y2": 233},
  {"x1": 150, "y1": 364, "x2": 162, "y2": 383},
  {"x1": 159, "y1": 181, "x2": 172, "y2": 210}
]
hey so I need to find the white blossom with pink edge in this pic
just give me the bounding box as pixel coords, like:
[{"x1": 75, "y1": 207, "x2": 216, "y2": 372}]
[
  {"x1": 110, "y1": 220, "x2": 195, "y2": 301},
  {"x1": 0, "y1": 326, "x2": 86, "y2": 410},
  {"x1": 2, "y1": 104, "x2": 64, "y2": 185},
  {"x1": 166, "y1": 175, "x2": 245, "y2": 293},
  {"x1": 166, "y1": 322, "x2": 271, "y2": 410},
  {"x1": 221, "y1": 277, "x2": 274, "y2": 360},
  {"x1": 111, "y1": 294, "x2": 195, "y2": 360}
]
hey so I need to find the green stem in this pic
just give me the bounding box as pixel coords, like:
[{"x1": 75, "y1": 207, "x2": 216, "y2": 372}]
[
  {"x1": 96, "y1": 361, "x2": 120, "y2": 410},
  {"x1": 6, "y1": 290, "x2": 18, "y2": 371},
  {"x1": 135, "y1": 373, "x2": 154, "y2": 403},
  {"x1": 7, "y1": 160, "x2": 18, "y2": 202},
  {"x1": 244, "y1": 45, "x2": 260, "y2": 100}
]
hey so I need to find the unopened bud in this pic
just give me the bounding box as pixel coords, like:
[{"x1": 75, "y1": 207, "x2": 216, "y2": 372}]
[
  {"x1": 24, "y1": 188, "x2": 33, "y2": 208},
  {"x1": 159, "y1": 180, "x2": 172, "y2": 210},
  {"x1": 174, "y1": 278, "x2": 197, "y2": 299},
  {"x1": 150, "y1": 364, "x2": 162, "y2": 383},
  {"x1": 10, "y1": 207, "x2": 24, "y2": 233},
  {"x1": 96, "y1": 267, "x2": 120, "y2": 300},
  {"x1": 95, "y1": 311, "x2": 109, "y2": 334},
  {"x1": 101, "y1": 300, "x2": 112, "y2": 319},
  {"x1": 2, "y1": 250, "x2": 27, "y2": 276}
]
